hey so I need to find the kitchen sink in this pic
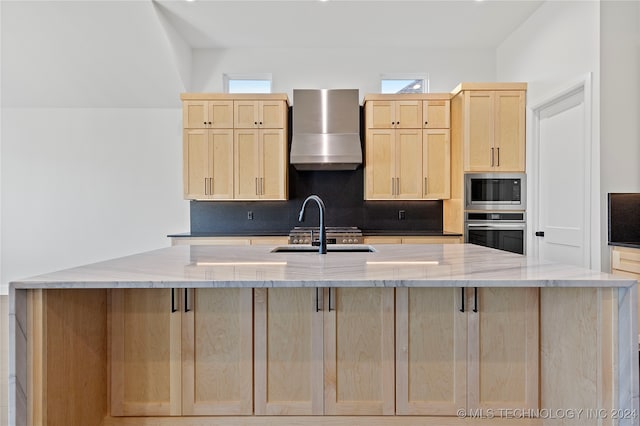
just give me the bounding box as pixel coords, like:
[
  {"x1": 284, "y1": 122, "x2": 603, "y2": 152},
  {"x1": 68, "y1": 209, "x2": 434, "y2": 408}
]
[{"x1": 271, "y1": 245, "x2": 376, "y2": 253}]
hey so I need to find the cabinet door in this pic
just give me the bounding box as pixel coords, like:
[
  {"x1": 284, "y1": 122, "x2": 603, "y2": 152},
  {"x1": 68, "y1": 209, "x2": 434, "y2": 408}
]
[
  {"x1": 464, "y1": 91, "x2": 495, "y2": 172},
  {"x1": 259, "y1": 129, "x2": 287, "y2": 199},
  {"x1": 209, "y1": 130, "x2": 234, "y2": 199},
  {"x1": 254, "y1": 288, "x2": 324, "y2": 415},
  {"x1": 111, "y1": 289, "x2": 181, "y2": 416},
  {"x1": 423, "y1": 129, "x2": 450, "y2": 199},
  {"x1": 396, "y1": 288, "x2": 467, "y2": 415},
  {"x1": 208, "y1": 101, "x2": 234, "y2": 129},
  {"x1": 324, "y1": 288, "x2": 395, "y2": 415},
  {"x1": 395, "y1": 129, "x2": 423, "y2": 199},
  {"x1": 423, "y1": 99, "x2": 450, "y2": 129},
  {"x1": 395, "y1": 100, "x2": 422, "y2": 129},
  {"x1": 260, "y1": 100, "x2": 286, "y2": 128},
  {"x1": 234, "y1": 129, "x2": 259, "y2": 199},
  {"x1": 468, "y1": 287, "x2": 539, "y2": 412},
  {"x1": 183, "y1": 101, "x2": 208, "y2": 129},
  {"x1": 183, "y1": 129, "x2": 210, "y2": 200},
  {"x1": 365, "y1": 129, "x2": 395, "y2": 199},
  {"x1": 234, "y1": 101, "x2": 259, "y2": 128},
  {"x1": 182, "y1": 289, "x2": 253, "y2": 415},
  {"x1": 366, "y1": 101, "x2": 395, "y2": 129},
  {"x1": 494, "y1": 91, "x2": 526, "y2": 172}
]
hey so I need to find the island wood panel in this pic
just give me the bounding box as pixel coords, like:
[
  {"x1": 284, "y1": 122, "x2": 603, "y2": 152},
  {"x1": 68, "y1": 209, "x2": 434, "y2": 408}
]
[
  {"x1": 103, "y1": 415, "x2": 545, "y2": 425},
  {"x1": 467, "y1": 287, "x2": 539, "y2": 412},
  {"x1": 28, "y1": 289, "x2": 107, "y2": 426},
  {"x1": 111, "y1": 289, "x2": 182, "y2": 416},
  {"x1": 540, "y1": 288, "x2": 616, "y2": 426},
  {"x1": 324, "y1": 288, "x2": 395, "y2": 415},
  {"x1": 182, "y1": 289, "x2": 253, "y2": 415},
  {"x1": 254, "y1": 288, "x2": 323, "y2": 415},
  {"x1": 396, "y1": 288, "x2": 467, "y2": 415},
  {"x1": 611, "y1": 246, "x2": 640, "y2": 330}
]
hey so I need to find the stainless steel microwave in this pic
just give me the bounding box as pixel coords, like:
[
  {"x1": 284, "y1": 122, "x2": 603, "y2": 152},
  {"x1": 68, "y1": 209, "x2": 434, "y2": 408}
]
[{"x1": 464, "y1": 173, "x2": 526, "y2": 211}]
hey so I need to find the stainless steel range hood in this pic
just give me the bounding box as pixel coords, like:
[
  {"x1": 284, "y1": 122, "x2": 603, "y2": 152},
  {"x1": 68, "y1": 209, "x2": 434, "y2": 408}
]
[{"x1": 290, "y1": 89, "x2": 362, "y2": 171}]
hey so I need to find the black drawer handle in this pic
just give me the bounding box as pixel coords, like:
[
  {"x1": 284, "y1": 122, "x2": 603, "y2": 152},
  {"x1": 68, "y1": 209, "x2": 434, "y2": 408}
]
[{"x1": 535, "y1": 231, "x2": 545, "y2": 237}]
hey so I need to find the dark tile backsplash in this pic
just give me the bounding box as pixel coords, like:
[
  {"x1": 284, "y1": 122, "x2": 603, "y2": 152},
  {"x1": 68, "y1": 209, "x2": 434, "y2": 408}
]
[
  {"x1": 190, "y1": 105, "x2": 443, "y2": 235},
  {"x1": 191, "y1": 166, "x2": 443, "y2": 234}
]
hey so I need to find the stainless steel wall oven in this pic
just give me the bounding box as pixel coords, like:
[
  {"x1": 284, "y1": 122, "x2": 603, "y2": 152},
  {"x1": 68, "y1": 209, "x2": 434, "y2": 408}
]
[
  {"x1": 464, "y1": 173, "x2": 526, "y2": 254},
  {"x1": 464, "y1": 212, "x2": 526, "y2": 255}
]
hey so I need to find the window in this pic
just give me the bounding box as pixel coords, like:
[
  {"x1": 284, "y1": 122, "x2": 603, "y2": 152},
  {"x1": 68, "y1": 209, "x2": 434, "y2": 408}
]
[
  {"x1": 224, "y1": 73, "x2": 272, "y2": 93},
  {"x1": 380, "y1": 74, "x2": 429, "y2": 94}
]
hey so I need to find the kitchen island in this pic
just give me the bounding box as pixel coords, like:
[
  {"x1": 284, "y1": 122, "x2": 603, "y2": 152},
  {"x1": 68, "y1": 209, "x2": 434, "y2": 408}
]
[{"x1": 8, "y1": 243, "x2": 639, "y2": 425}]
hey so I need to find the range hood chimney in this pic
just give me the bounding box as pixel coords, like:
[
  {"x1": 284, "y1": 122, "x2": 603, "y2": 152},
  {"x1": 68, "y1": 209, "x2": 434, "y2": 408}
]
[{"x1": 290, "y1": 89, "x2": 362, "y2": 171}]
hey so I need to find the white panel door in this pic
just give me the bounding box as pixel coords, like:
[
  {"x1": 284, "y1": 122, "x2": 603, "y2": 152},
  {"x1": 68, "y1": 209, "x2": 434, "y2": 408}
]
[{"x1": 535, "y1": 88, "x2": 589, "y2": 268}]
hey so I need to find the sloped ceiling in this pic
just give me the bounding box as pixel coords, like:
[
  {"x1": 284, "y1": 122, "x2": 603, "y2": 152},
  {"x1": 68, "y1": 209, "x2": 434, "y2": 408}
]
[
  {"x1": 1, "y1": 0, "x2": 544, "y2": 108},
  {"x1": 154, "y1": 0, "x2": 544, "y2": 49},
  {"x1": 1, "y1": 1, "x2": 188, "y2": 108}
]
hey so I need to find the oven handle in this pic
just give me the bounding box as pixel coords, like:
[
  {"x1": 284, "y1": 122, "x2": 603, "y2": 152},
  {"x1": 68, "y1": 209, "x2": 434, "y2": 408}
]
[{"x1": 466, "y1": 223, "x2": 526, "y2": 229}]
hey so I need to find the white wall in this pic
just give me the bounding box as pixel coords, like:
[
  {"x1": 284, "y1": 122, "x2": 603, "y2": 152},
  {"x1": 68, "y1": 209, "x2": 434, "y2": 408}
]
[
  {"x1": 496, "y1": 1, "x2": 603, "y2": 269},
  {"x1": 192, "y1": 47, "x2": 497, "y2": 98},
  {"x1": 0, "y1": 108, "x2": 188, "y2": 294},
  {"x1": 600, "y1": 0, "x2": 640, "y2": 269}
]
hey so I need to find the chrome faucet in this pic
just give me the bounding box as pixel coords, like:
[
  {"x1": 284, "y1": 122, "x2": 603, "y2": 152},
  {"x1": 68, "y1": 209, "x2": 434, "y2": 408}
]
[{"x1": 298, "y1": 195, "x2": 327, "y2": 254}]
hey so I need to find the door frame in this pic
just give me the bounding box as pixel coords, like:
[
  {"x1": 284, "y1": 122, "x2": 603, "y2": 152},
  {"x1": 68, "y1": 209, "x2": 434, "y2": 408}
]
[{"x1": 527, "y1": 73, "x2": 599, "y2": 270}]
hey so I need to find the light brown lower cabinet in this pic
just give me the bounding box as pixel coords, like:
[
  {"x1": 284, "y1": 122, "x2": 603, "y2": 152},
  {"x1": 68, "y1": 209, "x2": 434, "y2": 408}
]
[
  {"x1": 110, "y1": 288, "x2": 253, "y2": 417},
  {"x1": 395, "y1": 287, "x2": 539, "y2": 416},
  {"x1": 254, "y1": 287, "x2": 395, "y2": 416}
]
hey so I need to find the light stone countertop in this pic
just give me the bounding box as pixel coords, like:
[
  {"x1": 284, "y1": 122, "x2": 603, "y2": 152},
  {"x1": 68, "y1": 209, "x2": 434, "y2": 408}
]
[{"x1": 9, "y1": 243, "x2": 636, "y2": 289}]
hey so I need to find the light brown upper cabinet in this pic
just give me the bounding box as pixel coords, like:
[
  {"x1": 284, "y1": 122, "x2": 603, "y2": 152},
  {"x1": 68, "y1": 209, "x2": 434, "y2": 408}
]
[
  {"x1": 181, "y1": 94, "x2": 289, "y2": 201},
  {"x1": 423, "y1": 129, "x2": 450, "y2": 199},
  {"x1": 461, "y1": 89, "x2": 525, "y2": 172},
  {"x1": 365, "y1": 128, "x2": 423, "y2": 199},
  {"x1": 234, "y1": 100, "x2": 286, "y2": 129},
  {"x1": 364, "y1": 94, "x2": 452, "y2": 200},
  {"x1": 234, "y1": 128, "x2": 287, "y2": 200},
  {"x1": 366, "y1": 100, "x2": 422, "y2": 129},
  {"x1": 183, "y1": 129, "x2": 234, "y2": 200},
  {"x1": 183, "y1": 100, "x2": 234, "y2": 129},
  {"x1": 423, "y1": 99, "x2": 450, "y2": 129}
]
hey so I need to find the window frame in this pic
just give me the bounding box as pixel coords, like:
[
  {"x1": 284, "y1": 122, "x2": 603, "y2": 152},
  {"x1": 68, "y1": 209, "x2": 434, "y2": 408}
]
[
  {"x1": 380, "y1": 73, "x2": 430, "y2": 94},
  {"x1": 223, "y1": 73, "x2": 273, "y2": 94}
]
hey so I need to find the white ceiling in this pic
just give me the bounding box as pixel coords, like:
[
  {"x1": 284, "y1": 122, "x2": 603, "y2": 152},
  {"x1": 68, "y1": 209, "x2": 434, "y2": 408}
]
[
  {"x1": 154, "y1": 0, "x2": 545, "y2": 49},
  {"x1": 1, "y1": 0, "x2": 545, "y2": 108}
]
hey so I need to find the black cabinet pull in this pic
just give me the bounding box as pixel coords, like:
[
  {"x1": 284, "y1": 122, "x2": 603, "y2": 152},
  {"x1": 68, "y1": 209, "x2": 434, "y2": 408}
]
[
  {"x1": 535, "y1": 231, "x2": 545, "y2": 237},
  {"x1": 171, "y1": 289, "x2": 177, "y2": 313},
  {"x1": 316, "y1": 288, "x2": 320, "y2": 312},
  {"x1": 460, "y1": 287, "x2": 465, "y2": 312},
  {"x1": 473, "y1": 287, "x2": 478, "y2": 313},
  {"x1": 184, "y1": 288, "x2": 190, "y2": 313},
  {"x1": 328, "y1": 288, "x2": 333, "y2": 312}
]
